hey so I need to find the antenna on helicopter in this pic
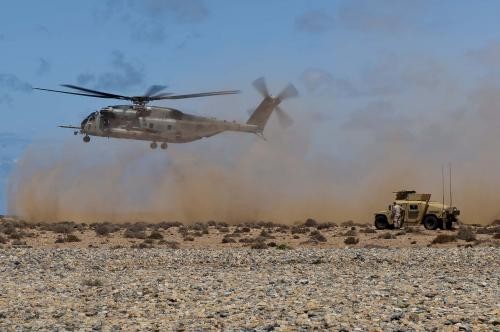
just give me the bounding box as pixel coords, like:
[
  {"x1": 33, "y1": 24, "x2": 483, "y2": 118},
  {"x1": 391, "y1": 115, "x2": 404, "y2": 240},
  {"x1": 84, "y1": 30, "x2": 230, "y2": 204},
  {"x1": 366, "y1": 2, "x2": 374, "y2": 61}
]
[{"x1": 441, "y1": 165, "x2": 445, "y2": 209}]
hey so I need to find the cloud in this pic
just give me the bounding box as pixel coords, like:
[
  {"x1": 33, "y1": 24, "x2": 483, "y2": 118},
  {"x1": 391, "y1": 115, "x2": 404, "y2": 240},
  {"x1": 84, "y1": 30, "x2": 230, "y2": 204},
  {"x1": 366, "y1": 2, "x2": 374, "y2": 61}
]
[
  {"x1": 295, "y1": 10, "x2": 334, "y2": 34},
  {"x1": 467, "y1": 41, "x2": 500, "y2": 67},
  {"x1": 36, "y1": 58, "x2": 51, "y2": 76},
  {"x1": 94, "y1": 0, "x2": 208, "y2": 44},
  {"x1": 0, "y1": 74, "x2": 32, "y2": 92},
  {"x1": 76, "y1": 51, "x2": 145, "y2": 91},
  {"x1": 300, "y1": 68, "x2": 360, "y2": 97}
]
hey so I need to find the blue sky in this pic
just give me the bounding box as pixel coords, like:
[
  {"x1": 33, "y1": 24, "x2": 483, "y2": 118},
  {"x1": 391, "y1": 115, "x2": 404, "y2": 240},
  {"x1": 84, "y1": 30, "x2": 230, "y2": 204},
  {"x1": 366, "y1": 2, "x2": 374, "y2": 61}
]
[{"x1": 2, "y1": 0, "x2": 500, "y2": 220}]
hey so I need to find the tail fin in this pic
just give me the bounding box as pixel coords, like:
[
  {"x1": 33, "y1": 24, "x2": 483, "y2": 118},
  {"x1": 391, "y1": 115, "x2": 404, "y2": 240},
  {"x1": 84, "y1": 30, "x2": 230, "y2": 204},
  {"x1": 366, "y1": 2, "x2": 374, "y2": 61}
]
[{"x1": 246, "y1": 77, "x2": 298, "y2": 132}]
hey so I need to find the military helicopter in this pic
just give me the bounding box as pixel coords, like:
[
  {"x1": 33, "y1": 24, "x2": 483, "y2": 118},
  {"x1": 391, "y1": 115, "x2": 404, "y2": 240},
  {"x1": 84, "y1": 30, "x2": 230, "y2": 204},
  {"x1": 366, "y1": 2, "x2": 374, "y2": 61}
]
[{"x1": 34, "y1": 78, "x2": 298, "y2": 149}]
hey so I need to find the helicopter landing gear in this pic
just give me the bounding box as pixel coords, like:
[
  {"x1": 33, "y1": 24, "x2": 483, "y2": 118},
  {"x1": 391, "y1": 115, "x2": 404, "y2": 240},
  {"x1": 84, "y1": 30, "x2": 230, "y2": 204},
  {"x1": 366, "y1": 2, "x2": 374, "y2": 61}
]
[
  {"x1": 83, "y1": 135, "x2": 90, "y2": 143},
  {"x1": 150, "y1": 142, "x2": 158, "y2": 149},
  {"x1": 160, "y1": 142, "x2": 168, "y2": 150}
]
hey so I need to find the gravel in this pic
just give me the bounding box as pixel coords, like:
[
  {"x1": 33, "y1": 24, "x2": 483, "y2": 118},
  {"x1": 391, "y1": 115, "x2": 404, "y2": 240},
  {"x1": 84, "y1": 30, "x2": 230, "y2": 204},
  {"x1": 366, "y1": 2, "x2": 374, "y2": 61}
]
[{"x1": 0, "y1": 248, "x2": 498, "y2": 331}]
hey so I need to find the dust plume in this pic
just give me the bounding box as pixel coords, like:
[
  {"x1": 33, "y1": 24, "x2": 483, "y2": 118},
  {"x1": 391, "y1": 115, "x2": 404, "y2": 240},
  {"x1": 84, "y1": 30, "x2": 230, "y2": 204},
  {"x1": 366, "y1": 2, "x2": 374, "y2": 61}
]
[{"x1": 7, "y1": 56, "x2": 500, "y2": 225}]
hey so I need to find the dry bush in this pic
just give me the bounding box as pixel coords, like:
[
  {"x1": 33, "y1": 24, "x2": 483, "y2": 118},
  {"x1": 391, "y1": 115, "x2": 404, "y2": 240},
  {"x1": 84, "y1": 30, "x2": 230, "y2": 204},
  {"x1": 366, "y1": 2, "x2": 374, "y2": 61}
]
[
  {"x1": 217, "y1": 222, "x2": 229, "y2": 228},
  {"x1": 0, "y1": 235, "x2": 6, "y2": 244},
  {"x1": 293, "y1": 234, "x2": 300, "y2": 239},
  {"x1": 476, "y1": 226, "x2": 500, "y2": 234},
  {"x1": 157, "y1": 221, "x2": 183, "y2": 230},
  {"x1": 251, "y1": 241, "x2": 268, "y2": 249},
  {"x1": 360, "y1": 228, "x2": 376, "y2": 234},
  {"x1": 431, "y1": 234, "x2": 457, "y2": 244},
  {"x1": 43, "y1": 222, "x2": 75, "y2": 234},
  {"x1": 378, "y1": 232, "x2": 396, "y2": 240},
  {"x1": 222, "y1": 236, "x2": 236, "y2": 244},
  {"x1": 343, "y1": 229, "x2": 357, "y2": 236},
  {"x1": 317, "y1": 222, "x2": 336, "y2": 230},
  {"x1": 148, "y1": 230, "x2": 163, "y2": 239},
  {"x1": 124, "y1": 228, "x2": 146, "y2": 239},
  {"x1": 491, "y1": 220, "x2": 500, "y2": 226},
  {"x1": 54, "y1": 236, "x2": 65, "y2": 243},
  {"x1": 94, "y1": 222, "x2": 121, "y2": 236},
  {"x1": 344, "y1": 236, "x2": 359, "y2": 245},
  {"x1": 457, "y1": 226, "x2": 476, "y2": 242},
  {"x1": 11, "y1": 239, "x2": 27, "y2": 246},
  {"x1": 267, "y1": 242, "x2": 277, "y2": 247},
  {"x1": 310, "y1": 230, "x2": 327, "y2": 242},
  {"x1": 341, "y1": 220, "x2": 355, "y2": 227},
  {"x1": 276, "y1": 244, "x2": 292, "y2": 250},
  {"x1": 82, "y1": 279, "x2": 103, "y2": 287},
  {"x1": 493, "y1": 233, "x2": 500, "y2": 239},
  {"x1": 259, "y1": 230, "x2": 275, "y2": 239},
  {"x1": 304, "y1": 218, "x2": 318, "y2": 227},
  {"x1": 218, "y1": 227, "x2": 230, "y2": 233},
  {"x1": 206, "y1": 220, "x2": 217, "y2": 227},
  {"x1": 183, "y1": 236, "x2": 194, "y2": 242},
  {"x1": 291, "y1": 226, "x2": 309, "y2": 235},
  {"x1": 190, "y1": 223, "x2": 209, "y2": 234},
  {"x1": 65, "y1": 234, "x2": 81, "y2": 242}
]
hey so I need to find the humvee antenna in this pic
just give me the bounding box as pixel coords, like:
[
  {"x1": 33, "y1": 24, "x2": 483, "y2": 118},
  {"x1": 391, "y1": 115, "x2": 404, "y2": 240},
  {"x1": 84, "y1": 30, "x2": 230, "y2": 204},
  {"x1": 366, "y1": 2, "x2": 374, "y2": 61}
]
[
  {"x1": 441, "y1": 165, "x2": 445, "y2": 209},
  {"x1": 449, "y1": 163, "x2": 453, "y2": 206}
]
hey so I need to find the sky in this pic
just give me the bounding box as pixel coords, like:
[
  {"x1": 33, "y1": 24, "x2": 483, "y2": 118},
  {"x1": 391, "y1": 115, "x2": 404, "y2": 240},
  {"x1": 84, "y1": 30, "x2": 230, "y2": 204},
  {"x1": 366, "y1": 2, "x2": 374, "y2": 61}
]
[{"x1": 2, "y1": 0, "x2": 500, "y2": 222}]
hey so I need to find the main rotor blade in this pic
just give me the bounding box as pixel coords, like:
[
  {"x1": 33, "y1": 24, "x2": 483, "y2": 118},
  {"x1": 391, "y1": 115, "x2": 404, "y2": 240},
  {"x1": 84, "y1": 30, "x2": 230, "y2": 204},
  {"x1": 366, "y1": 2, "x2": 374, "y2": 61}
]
[
  {"x1": 144, "y1": 85, "x2": 167, "y2": 97},
  {"x1": 275, "y1": 106, "x2": 294, "y2": 128},
  {"x1": 252, "y1": 77, "x2": 269, "y2": 98},
  {"x1": 33, "y1": 87, "x2": 116, "y2": 99},
  {"x1": 277, "y1": 83, "x2": 298, "y2": 100},
  {"x1": 61, "y1": 84, "x2": 130, "y2": 100},
  {"x1": 154, "y1": 90, "x2": 240, "y2": 100}
]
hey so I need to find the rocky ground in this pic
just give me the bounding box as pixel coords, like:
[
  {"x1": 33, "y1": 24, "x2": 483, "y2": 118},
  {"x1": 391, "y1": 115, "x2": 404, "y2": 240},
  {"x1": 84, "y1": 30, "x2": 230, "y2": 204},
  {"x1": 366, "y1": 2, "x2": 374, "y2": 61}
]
[
  {"x1": 0, "y1": 218, "x2": 499, "y2": 330},
  {"x1": 0, "y1": 248, "x2": 498, "y2": 331}
]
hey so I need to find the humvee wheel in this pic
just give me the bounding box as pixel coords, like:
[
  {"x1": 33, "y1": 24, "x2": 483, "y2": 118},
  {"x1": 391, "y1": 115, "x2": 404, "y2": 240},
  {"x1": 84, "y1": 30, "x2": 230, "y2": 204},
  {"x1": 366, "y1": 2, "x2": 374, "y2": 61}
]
[
  {"x1": 375, "y1": 215, "x2": 389, "y2": 230},
  {"x1": 423, "y1": 215, "x2": 439, "y2": 230},
  {"x1": 445, "y1": 220, "x2": 453, "y2": 230}
]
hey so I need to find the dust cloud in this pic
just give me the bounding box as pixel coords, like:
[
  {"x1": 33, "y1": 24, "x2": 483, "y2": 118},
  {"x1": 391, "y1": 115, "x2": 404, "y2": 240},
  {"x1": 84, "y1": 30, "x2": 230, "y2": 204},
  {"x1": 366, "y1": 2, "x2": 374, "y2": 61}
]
[{"x1": 7, "y1": 65, "x2": 500, "y2": 225}]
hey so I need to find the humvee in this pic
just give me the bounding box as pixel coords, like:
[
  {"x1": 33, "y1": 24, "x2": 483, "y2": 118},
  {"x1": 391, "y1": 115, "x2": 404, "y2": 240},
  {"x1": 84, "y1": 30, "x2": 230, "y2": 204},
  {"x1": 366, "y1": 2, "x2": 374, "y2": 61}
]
[{"x1": 374, "y1": 190, "x2": 460, "y2": 230}]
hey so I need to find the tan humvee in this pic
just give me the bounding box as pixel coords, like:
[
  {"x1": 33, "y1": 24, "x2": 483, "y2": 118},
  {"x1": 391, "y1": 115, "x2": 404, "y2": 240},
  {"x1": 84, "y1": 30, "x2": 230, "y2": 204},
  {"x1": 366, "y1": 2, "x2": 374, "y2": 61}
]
[{"x1": 374, "y1": 190, "x2": 460, "y2": 230}]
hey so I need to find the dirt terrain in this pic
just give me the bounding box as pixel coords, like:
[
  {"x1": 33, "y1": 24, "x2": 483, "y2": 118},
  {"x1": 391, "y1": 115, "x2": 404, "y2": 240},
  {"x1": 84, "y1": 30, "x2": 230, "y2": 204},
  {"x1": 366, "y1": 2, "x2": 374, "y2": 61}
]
[
  {"x1": 0, "y1": 217, "x2": 499, "y2": 331},
  {"x1": 0, "y1": 217, "x2": 499, "y2": 250}
]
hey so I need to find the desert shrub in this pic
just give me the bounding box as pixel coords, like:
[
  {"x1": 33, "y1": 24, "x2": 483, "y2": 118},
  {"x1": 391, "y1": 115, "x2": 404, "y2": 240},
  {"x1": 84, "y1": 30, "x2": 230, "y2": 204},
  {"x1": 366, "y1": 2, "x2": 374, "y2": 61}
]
[
  {"x1": 493, "y1": 233, "x2": 500, "y2": 239},
  {"x1": 343, "y1": 229, "x2": 357, "y2": 237},
  {"x1": 222, "y1": 237, "x2": 236, "y2": 244},
  {"x1": 65, "y1": 234, "x2": 81, "y2": 242},
  {"x1": 11, "y1": 239, "x2": 26, "y2": 246},
  {"x1": 241, "y1": 227, "x2": 251, "y2": 233},
  {"x1": 217, "y1": 222, "x2": 229, "y2": 228},
  {"x1": 491, "y1": 220, "x2": 500, "y2": 226},
  {"x1": 239, "y1": 238, "x2": 254, "y2": 243},
  {"x1": 457, "y1": 226, "x2": 476, "y2": 242},
  {"x1": 206, "y1": 220, "x2": 217, "y2": 227},
  {"x1": 251, "y1": 241, "x2": 268, "y2": 249},
  {"x1": 9, "y1": 232, "x2": 22, "y2": 240},
  {"x1": 94, "y1": 223, "x2": 121, "y2": 236},
  {"x1": 341, "y1": 220, "x2": 355, "y2": 227},
  {"x1": 476, "y1": 226, "x2": 500, "y2": 234},
  {"x1": 190, "y1": 223, "x2": 209, "y2": 234},
  {"x1": 157, "y1": 221, "x2": 183, "y2": 229},
  {"x1": 310, "y1": 230, "x2": 327, "y2": 242},
  {"x1": 291, "y1": 226, "x2": 309, "y2": 235},
  {"x1": 276, "y1": 244, "x2": 292, "y2": 250},
  {"x1": 0, "y1": 235, "x2": 6, "y2": 244},
  {"x1": 317, "y1": 222, "x2": 336, "y2": 230},
  {"x1": 158, "y1": 240, "x2": 180, "y2": 249},
  {"x1": 256, "y1": 221, "x2": 276, "y2": 228},
  {"x1": 192, "y1": 231, "x2": 204, "y2": 237},
  {"x1": 293, "y1": 235, "x2": 300, "y2": 239},
  {"x1": 267, "y1": 242, "x2": 277, "y2": 247},
  {"x1": 124, "y1": 228, "x2": 146, "y2": 239},
  {"x1": 177, "y1": 226, "x2": 189, "y2": 236},
  {"x1": 43, "y1": 222, "x2": 75, "y2": 234},
  {"x1": 132, "y1": 241, "x2": 154, "y2": 249},
  {"x1": 148, "y1": 230, "x2": 164, "y2": 240},
  {"x1": 218, "y1": 227, "x2": 230, "y2": 233},
  {"x1": 183, "y1": 236, "x2": 194, "y2": 242},
  {"x1": 259, "y1": 230, "x2": 275, "y2": 239},
  {"x1": 83, "y1": 279, "x2": 103, "y2": 287},
  {"x1": 360, "y1": 228, "x2": 376, "y2": 234},
  {"x1": 431, "y1": 234, "x2": 457, "y2": 244},
  {"x1": 378, "y1": 232, "x2": 396, "y2": 239},
  {"x1": 344, "y1": 237, "x2": 359, "y2": 245},
  {"x1": 304, "y1": 218, "x2": 318, "y2": 227}
]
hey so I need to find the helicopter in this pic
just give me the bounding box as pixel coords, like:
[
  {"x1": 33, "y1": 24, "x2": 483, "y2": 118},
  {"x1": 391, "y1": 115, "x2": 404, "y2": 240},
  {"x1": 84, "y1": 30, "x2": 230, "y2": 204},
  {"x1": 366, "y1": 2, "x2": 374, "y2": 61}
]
[{"x1": 34, "y1": 78, "x2": 298, "y2": 149}]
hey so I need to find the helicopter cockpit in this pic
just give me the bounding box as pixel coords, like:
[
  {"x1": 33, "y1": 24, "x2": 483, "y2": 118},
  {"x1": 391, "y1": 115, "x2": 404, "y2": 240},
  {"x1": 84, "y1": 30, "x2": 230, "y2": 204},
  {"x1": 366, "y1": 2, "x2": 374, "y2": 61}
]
[{"x1": 81, "y1": 112, "x2": 97, "y2": 129}]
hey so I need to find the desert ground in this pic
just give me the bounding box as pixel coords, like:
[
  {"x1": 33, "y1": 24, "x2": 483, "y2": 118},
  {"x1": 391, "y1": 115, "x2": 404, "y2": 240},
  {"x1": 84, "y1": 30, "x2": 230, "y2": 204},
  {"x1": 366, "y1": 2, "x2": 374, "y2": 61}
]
[{"x1": 0, "y1": 217, "x2": 499, "y2": 331}]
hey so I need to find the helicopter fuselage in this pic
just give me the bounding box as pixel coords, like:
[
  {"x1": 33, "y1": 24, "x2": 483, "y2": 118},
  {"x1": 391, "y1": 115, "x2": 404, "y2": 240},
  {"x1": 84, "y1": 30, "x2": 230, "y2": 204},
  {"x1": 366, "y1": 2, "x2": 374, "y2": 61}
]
[{"x1": 81, "y1": 105, "x2": 259, "y2": 144}]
